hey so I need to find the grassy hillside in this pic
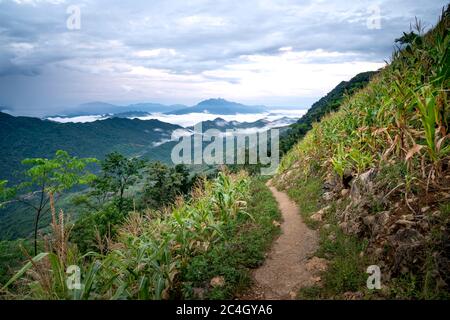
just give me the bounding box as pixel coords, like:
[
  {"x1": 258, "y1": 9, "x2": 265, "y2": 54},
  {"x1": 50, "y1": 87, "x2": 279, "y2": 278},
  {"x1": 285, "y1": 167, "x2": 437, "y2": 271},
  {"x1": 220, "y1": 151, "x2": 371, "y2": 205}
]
[
  {"x1": 280, "y1": 70, "x2": 378, "y2": 154},
  {"x1": 274, "y1": 7, "x2": 449, "y2": 299}
]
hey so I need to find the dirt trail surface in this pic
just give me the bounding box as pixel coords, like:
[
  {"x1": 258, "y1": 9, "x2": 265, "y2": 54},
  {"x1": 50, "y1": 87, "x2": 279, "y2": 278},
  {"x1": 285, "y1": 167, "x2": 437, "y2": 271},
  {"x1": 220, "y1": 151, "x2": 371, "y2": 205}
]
[{"x1": 241, "y1": 181, "x2": 319, "y2": 300}]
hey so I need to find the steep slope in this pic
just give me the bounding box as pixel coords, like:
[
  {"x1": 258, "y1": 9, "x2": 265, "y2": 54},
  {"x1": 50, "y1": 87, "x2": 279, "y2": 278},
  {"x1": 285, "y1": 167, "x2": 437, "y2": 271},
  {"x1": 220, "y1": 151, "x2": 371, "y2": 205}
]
[
  {"x1": 274, "y1": 7, "x2": 449, "y2": 299},
  {"x1": 280, "y1": 71, "x2": 378, "y2": 153}
]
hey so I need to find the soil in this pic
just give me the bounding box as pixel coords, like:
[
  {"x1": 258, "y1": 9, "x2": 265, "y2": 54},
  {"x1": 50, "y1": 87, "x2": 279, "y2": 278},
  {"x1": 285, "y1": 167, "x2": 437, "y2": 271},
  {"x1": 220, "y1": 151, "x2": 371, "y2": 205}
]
[{"x1": 240, "y1": 181, "x2": 320, "y2": 300}]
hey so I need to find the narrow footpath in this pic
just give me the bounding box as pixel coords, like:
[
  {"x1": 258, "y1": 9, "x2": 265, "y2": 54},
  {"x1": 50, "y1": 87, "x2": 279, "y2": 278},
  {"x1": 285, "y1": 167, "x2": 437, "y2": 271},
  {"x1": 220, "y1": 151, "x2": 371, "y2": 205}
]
[{"x1": 242, "y1": 181, "x2": 319, "y2": 300}]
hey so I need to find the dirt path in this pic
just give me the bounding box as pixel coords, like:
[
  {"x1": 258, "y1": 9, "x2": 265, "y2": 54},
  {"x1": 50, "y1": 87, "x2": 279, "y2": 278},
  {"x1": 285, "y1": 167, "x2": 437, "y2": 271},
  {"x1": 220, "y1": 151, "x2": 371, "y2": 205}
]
[{"x1": 241, "y1": 181, "x2": 319, "y2": 300}]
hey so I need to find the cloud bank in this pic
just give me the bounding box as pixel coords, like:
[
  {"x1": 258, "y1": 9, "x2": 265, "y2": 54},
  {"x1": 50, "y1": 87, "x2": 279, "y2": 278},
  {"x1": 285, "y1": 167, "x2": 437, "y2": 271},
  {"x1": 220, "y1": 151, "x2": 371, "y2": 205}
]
[{"x1": 0, "y1": 0, "x2": 447, "y2": 116}]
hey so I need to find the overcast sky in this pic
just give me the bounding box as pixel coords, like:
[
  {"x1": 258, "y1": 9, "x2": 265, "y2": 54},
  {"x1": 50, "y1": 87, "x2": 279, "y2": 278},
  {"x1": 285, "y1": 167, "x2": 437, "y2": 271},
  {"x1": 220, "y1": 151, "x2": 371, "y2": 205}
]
[{"x1": 0, "y1": 0, "x2": 447, "y2": 116}]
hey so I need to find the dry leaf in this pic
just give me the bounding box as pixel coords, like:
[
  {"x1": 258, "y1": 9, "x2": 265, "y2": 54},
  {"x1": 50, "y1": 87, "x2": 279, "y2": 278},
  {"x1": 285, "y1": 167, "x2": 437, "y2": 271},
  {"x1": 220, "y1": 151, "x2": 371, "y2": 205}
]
[{"x1": 405, "y1": 144, "x2": 423, "y2": 161}]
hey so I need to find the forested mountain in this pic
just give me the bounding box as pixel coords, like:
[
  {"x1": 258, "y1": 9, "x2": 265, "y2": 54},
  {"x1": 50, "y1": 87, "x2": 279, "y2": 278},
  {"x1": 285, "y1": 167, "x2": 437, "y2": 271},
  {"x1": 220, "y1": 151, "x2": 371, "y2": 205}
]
[{"x1": 0, "y1": 112, "x2": 182, "y2": 183}]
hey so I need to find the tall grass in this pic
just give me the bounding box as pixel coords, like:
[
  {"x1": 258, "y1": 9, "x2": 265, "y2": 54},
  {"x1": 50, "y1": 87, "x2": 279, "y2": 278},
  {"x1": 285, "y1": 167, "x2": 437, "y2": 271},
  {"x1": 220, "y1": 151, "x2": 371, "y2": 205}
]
[
  {"x1": 275, "y1": 7, "x2": 449, "y2": 299},
  {"x1": 2, "y1": 171, "x2": 253, "y2": 299},
  {"x1": 276, "y1": 7, "x2": 449, "y2": 189}
]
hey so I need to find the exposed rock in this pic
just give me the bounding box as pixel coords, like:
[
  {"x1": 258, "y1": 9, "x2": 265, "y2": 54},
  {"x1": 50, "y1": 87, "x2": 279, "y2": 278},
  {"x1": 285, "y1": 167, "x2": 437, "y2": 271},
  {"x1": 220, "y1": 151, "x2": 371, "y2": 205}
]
[
  {"x1": 393, "y1": 228, "x2": 424, "y2": 243},
  {"x1": 311, "y1": 205, "x2": 332, "y2": 222},
  {"x1": 210, "y1": 276, "x2": 225, "y2": 288},
  {"x1": 350, "y1": 168, "x2": 377, "y2": 202},
  {"x1": 378, "y1": 211, "x2": 391, "y2": 224},
  {"x1": 341, "y1": 221, "x2": 362, "y2": 235},
  {"x1": 323, "y1": 224, "x2": 331, "y2": 230},
  {"x1": 401, "y1": 214, "x2": 414, "y2": 221},
  {"x1": 363, "y1": 215, "x2": 376, "y2": 227},
  {"x1": 323, "y1": 192, "x2": 335, "y2": 201},
  {"x1": 310, "y1": 212, "x2": 323, "y2": 222},
  {"x1": 372, "y1": 211, "x2": 391, "y2": 235},
  {"x1": 341, "y1": 189, "x2": 350, "y2": 197},
  {"x1": 338, "y1": 221, "x2": 348, "y2": 231},
  {"x1": 193, "y1": 287, "x2": 206, "y2": 299},
  {"x1": 324, "y1": 173, "x2": 340, "y2": 191}
]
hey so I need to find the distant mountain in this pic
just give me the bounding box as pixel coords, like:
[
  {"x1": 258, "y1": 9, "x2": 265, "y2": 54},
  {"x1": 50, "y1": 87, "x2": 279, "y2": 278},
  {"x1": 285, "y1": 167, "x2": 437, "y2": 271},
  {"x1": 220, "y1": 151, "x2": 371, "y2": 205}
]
[
  {"x1": 59, "y1": 102, "x2": 186, "y2": 117},
  {"x1": 189, "y1": 116, "x2": 298, "y2": 131},
  {"x1": 47, "y1": 99, "x2": 270, "y2": 120},
  {"x1": 166, "y1": 98, "x2": 267, "y2": 115},
  {"x1": 0, "y1": 112, "x2": 182, "y2": 184},
  {"x1": 111, "y1": 111, "x2": 151, "y2": 118}
]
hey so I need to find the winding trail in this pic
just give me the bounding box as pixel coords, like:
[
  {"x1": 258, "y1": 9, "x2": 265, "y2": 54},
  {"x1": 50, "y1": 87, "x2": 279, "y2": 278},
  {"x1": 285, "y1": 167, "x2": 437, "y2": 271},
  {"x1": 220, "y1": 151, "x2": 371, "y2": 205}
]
[{"x1": 242, "y1": 181, "x2": 319, "y2": 300}]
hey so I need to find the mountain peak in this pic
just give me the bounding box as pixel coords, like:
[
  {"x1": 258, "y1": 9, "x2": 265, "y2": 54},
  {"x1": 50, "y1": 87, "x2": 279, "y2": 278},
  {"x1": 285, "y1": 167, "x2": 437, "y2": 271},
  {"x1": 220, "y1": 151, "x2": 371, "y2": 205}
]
[
  {"x1": 168, "y1": 99, "x2": 267, "y2": 115},
  {"x1": 196, "y1": 98, "x2": 238, "y2": 106}
]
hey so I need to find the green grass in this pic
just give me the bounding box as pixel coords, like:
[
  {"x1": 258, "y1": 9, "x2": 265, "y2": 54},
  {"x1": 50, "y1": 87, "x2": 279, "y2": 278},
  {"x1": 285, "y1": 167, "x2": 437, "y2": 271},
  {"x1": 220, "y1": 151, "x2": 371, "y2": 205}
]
[
  {"x1": 0, "y1": 239, "x2": 34, "y2": 286},
  {"x1": 181, "y1": 177, "x2": 282, "y2": 299},
  {"x1": 287, "y1": 177, "x2": 370, "y2": 300},
  {"x1": 286, "y1": 176, "x2": 323, "y2": 228}
]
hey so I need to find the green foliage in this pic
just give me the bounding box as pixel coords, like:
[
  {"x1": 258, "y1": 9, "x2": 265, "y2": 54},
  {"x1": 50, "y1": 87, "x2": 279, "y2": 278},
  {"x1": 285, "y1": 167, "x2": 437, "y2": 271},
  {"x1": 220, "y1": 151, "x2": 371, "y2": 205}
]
[
  {"x1": 181, "y1": 177, "x2": 281, "y2": 299},
  {"x1": 70, "y1": 203, "x2": 125, "y2": 253},
  {"x1": 298, "y1": 224, "x2": 369, "y2": 299},
  {"x1": 277, "y1": 7, "x2": 449, "y2": 187},
  {"x1": 319, "y1": 227, "x2": 369, "y2": 295},
  {"x1": 279, "y1": 7, "x2": 450, "y2": 300},
  {"x1": 3, "y1": 150, "x2": 96, "y2": 255},
  {"x1": 93, "y1": 152, "x2": 144, "y2": 212},
  {"x1": 0, "y1": 239, "x2": 33, "y2": 286},
  {"x1": 5, "y1": 171, "x2": 272, "y2": 300},
  {"x1": 0, "y1": 114, "x2": 181, "y2": 185},
  {"x1": 19, "y1": 150, "x2": 97, "y2": 194},
  {"x1": 0, "y1": 180, "x2": 13, "y2": 208},
  {"x1": 286, "y1": 176, "x2": 323, "y2": 228},
  {"x1": 143, "y1": 163, "x2": 192, "y2": 209}
]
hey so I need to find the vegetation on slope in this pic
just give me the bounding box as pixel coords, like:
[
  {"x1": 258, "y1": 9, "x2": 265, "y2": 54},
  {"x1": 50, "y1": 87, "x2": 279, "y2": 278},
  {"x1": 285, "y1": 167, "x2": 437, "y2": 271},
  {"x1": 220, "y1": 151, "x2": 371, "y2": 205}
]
[
  {"x1": 274, "y1": 7, "x2": 449, "y2": 299},
  {"x1": 280, "y1": 71, "x2": 378, "y2": 154},
  {"x1": 0, "y1": 113, "x2": 181, "y2": 184},
  {"x1": 0, "y1": 171, "x2": 281, "y2": 299}
]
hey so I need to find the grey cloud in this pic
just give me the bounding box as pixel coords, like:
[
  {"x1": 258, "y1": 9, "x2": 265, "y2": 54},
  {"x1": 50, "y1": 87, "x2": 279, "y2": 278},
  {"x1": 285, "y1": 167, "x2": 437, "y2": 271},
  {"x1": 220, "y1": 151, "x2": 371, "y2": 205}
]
[{"x1": 0, "y1": 0, "x2": 447, "y2": 115}]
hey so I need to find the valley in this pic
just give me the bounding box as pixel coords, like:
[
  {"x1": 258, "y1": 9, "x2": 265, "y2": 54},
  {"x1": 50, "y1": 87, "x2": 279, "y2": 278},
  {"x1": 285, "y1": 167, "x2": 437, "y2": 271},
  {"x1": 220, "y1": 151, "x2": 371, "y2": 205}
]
[{"x1": 0, "y1": 2, "x2": 448, "y2": 303}]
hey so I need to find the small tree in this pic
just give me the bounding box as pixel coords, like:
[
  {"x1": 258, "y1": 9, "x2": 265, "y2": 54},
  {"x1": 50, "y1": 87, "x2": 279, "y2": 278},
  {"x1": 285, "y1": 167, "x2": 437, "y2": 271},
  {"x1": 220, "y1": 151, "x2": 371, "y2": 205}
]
[
  {"x1": 144, "y1": 162, "x2": 192, "y2": 208},
  {"x1": 4, "y1": 150, "x2": 96, "y2": 255},
  {"x1": 0, "y1": 180, "x2": 12, "y2": 208},
  {"x1": 94, "y1": 152, "x2": 144, "y2": 212}
]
